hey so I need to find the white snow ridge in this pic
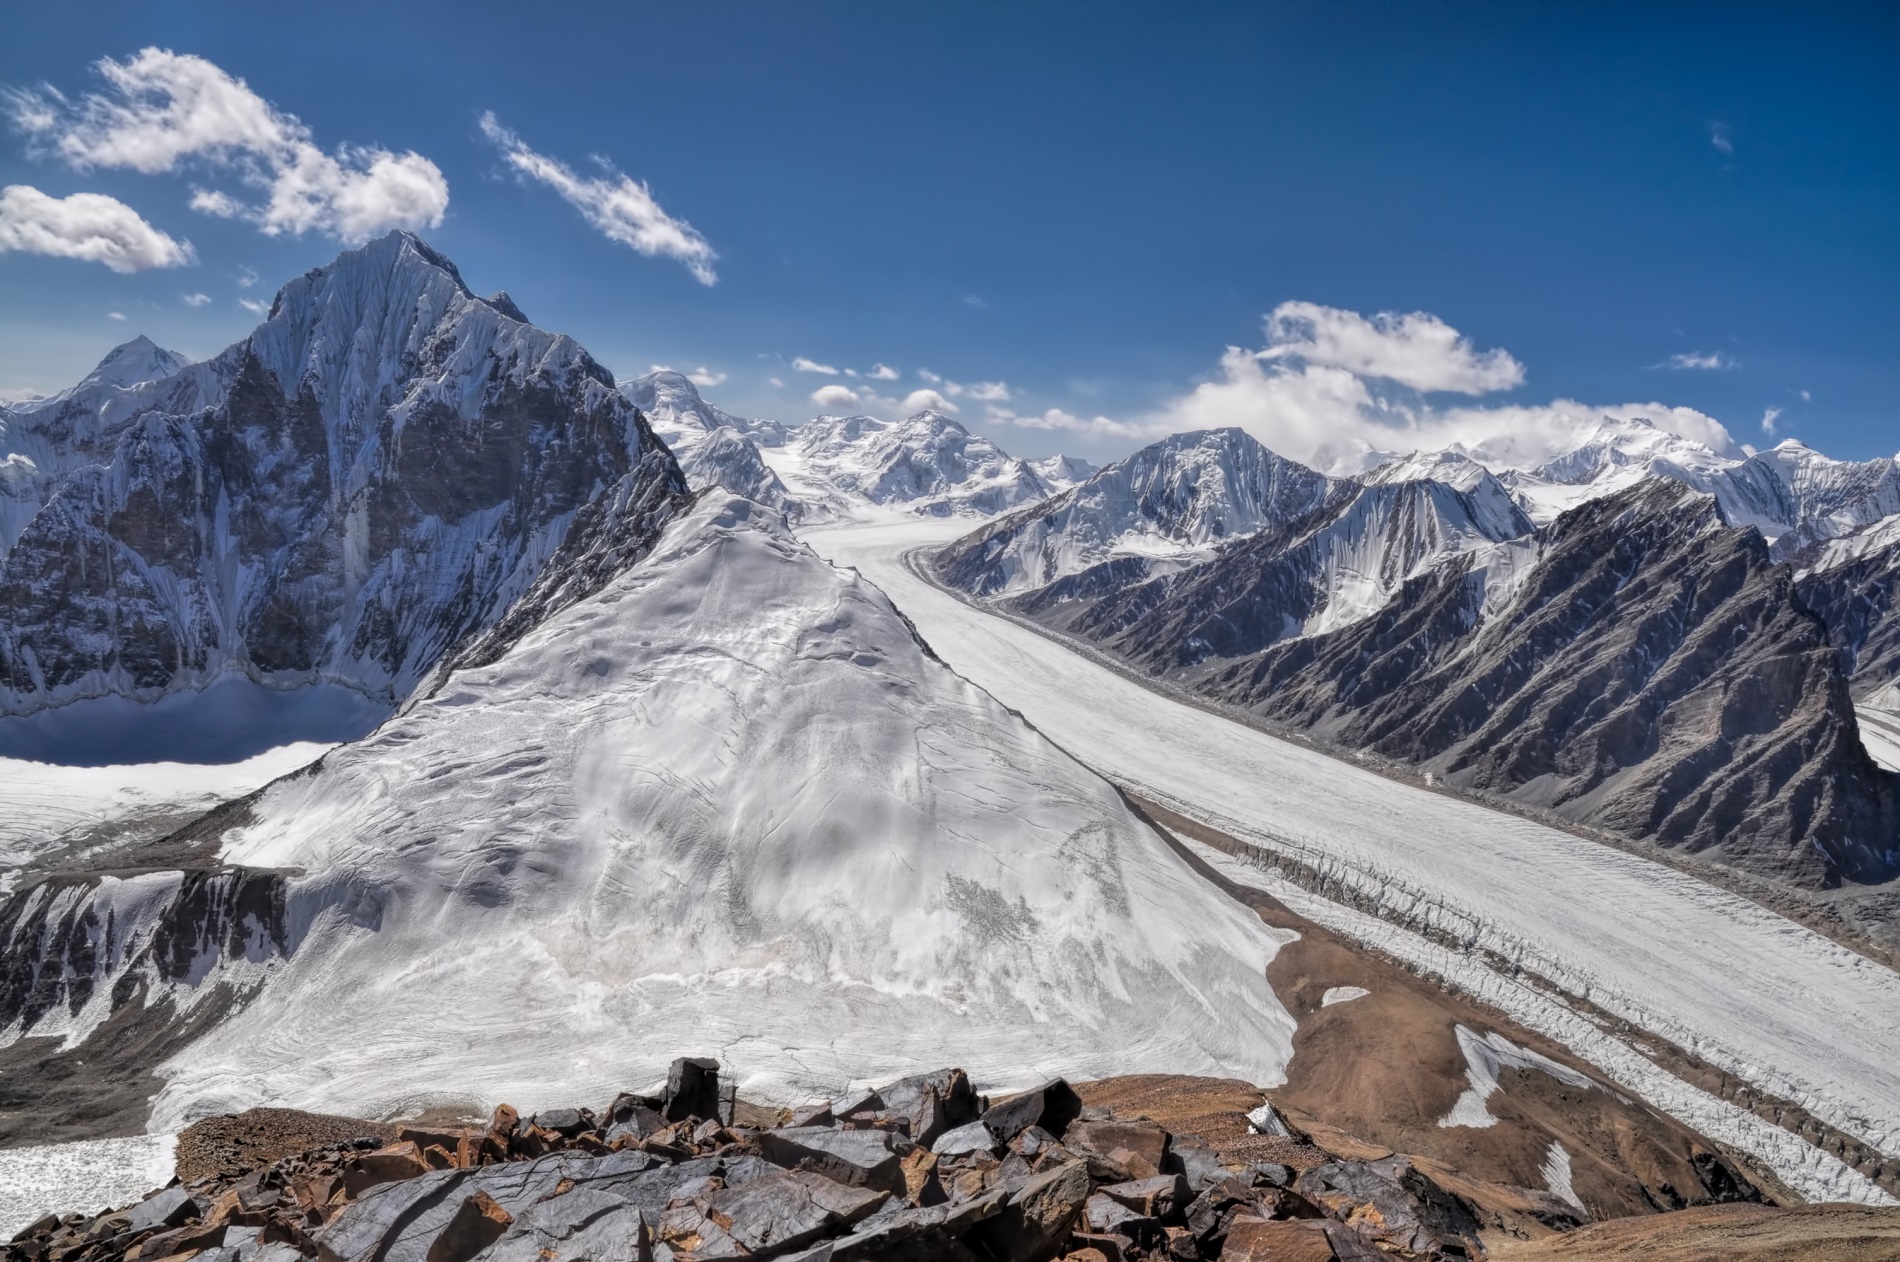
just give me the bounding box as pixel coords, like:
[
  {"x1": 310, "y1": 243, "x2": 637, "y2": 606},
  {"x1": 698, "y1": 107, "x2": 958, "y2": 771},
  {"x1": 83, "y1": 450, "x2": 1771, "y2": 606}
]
[{"x1": 149, "y1": 495, "x2": 1296, "y2": 1128}]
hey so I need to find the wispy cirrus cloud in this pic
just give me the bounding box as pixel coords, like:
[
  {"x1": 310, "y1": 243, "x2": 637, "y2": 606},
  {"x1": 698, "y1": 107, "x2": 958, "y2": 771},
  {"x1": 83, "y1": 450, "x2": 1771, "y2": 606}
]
[
  {"x1": 6, "y1": 49, "x2": 448, "y2": 242},
  {"x1": 791, "y1": 356, "x2": 838, "y2": 375},
  {"x1": 479, "y1": 111, "x2": 716, "y2": 285},
  {"x1": 1659, "y1": 350, "x2": 1737, "y2": 370},
  {"x1": 0, "y1": 183, "x2": 194, "y2": 271}
]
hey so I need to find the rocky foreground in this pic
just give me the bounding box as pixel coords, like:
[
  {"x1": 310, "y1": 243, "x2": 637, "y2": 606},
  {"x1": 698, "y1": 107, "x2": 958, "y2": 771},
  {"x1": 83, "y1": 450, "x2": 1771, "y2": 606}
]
[{"x1": 6, "y1": 1058, "x2": 1507, "y2": 1262}]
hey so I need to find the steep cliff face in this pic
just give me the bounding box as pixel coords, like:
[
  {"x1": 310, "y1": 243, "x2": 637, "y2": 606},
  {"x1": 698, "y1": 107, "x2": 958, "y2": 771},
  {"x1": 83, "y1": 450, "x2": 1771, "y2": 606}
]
[
  {"x1": 621, "y1": 370, "x2": 799, "y2": 521},
  {"x1": 1798, "y1": 516, "x2": 1900, "y2": 709},
  {"x1": 937, "y1": 429, "x2": 1347, "y2": 598},
  {"x1": 1007, "y1": 454, "x2": 1530, "y2": 663},
  {"x1": 0, "y1": 232, "x2": 690, "y2": 728},
  {"x1": 1193, "y1": 480, "x2": 1900, "y2": 888}
]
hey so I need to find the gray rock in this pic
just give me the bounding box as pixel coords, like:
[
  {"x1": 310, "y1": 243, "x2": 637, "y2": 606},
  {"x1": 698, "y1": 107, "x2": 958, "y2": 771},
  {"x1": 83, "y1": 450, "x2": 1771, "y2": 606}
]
[
  {"x1": 757, "y1": 1126, "x2": 911, "y2": 1195},
  {"x1": 125, "y1": 1186, "x2": 196, "y2": 1234},
  {"x1": 471, "y1": 1188, "x2": 648, "y2": 1262},
  {"x1": 930, "y1": 1121, "x2": 998, "y2": 1158},
  {"x1": 871, "y1": 1069, "x2": 979, "y2": 1148},
  {"x1": 978, "y1": 1080, "x2": 1082, "y2": 1145},
  {"x1": 967, "y1": 1158, "x2": 1090, "y2": 1262}
]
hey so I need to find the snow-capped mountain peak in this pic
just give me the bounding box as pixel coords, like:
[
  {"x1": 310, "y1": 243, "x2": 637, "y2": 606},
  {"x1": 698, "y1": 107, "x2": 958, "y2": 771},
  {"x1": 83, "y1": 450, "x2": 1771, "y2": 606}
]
[
  {"x1": 69, "y1": 335, "x2": 192, "y2": 396},
  {"x1": 761, "y1": 408, "x2": 1049, "y2": 521},
  {"x1": 0, "y1": 230, "x2": 689, "y2": 745}
]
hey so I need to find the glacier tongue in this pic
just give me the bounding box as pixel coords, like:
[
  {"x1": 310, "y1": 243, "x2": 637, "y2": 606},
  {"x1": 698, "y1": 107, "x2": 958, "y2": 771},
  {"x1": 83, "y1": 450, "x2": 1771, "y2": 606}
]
[{"x1": 138, "y1": 493, "x2": 1295, "y2": 1127}]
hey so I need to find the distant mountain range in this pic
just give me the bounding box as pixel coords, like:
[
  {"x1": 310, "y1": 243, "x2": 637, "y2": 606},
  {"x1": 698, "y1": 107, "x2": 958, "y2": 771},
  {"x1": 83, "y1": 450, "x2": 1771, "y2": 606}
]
[{"x1": 935, "y1": 425, "x2": 1900, "y2": 914}]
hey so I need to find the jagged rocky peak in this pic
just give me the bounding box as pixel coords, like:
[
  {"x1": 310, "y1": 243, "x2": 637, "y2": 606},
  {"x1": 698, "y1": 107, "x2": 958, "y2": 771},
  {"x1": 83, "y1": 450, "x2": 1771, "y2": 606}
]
[
  {"x1": 1182, "y1": 476, "x2": 1900, "y2": 890},
  {"x1": 935, "y1": 428, "x2": 1345, "y2": 598},
  {"x1": 620, "y1": 369, "x2": 800, "y2": 519},
  {"x1": 0, "y1": 230, "x2": 689, "y2": 744}
]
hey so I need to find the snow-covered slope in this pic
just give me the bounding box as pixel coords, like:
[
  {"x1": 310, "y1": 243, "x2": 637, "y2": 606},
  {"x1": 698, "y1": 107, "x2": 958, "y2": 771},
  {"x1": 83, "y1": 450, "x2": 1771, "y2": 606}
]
[
  {"x1": 761, "y1": 411, "x2": 1049, "y2": 522},
  {"x1": 622, "y1": 370, "x2": 800, "y2": 521},
  {"x1": 1027, "y1": 453, "x2": 1098, "y2": 490},
  {"x1": 938, "y1": 429, "x2": 1346, "y2": 597},
  {"x1": 2, "y1": 495, "x2": 1296, "y2": 1128},
  {"x1": 1470, "y1": 417, "x2": 1900, "y2": 558},
  {"x1": 0, "y1": 232, "x2": 688, "y2": 741},
  {"x1": 984, "y1": 442, "x2": 1531, "y2": 655},
  {"x1": 0, "y1": 336, "x2": 205, "y2": 552}
]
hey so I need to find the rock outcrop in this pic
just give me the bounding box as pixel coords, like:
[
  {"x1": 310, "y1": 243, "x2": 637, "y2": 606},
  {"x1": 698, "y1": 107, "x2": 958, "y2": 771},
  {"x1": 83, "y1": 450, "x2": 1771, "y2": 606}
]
[{"x1": 5, "y1": 1060, "x2": 1518, "y2": 1262}]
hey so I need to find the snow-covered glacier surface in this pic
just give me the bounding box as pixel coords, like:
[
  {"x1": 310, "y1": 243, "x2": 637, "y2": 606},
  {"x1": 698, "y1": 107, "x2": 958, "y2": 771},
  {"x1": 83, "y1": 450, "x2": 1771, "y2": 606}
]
[
  {"x1": 147, "y1": 495, "x2": 1296, "y2": 1129},
  {"x1": 807, "y1": 515, "x2": 1900, "y2": 1202},
  {"x1": 0, "y1": 1134, "x2": 177, "y2": 1237}
]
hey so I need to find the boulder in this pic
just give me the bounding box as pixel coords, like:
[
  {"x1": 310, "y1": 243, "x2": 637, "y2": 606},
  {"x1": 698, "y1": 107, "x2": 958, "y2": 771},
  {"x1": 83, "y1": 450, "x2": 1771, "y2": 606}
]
[
  {"x1": 872, "y1": 1069, "x2": 980, "y2": 1148},
  {"x1": 1220, "y1": 1217, "x2": 1337, "y2": 1262},
  {"x1": 933, "y1": 1121, "x2": 1000, "y2": 1158},
  {"x1": 757, "y1": 1127, "x2": 912, "y2": 1195},
  {"x1": 471, "y1": 1188, "x2": 650, "y2": 1262},
  {"x1": 422, "y1": 1191, "x2": 511, "y2": 1262},
  {"x1": 968, "y1": 1158, "x2": 1090, "y2": 1262},
  {"x1": 1100, "y1": 1174, "x2": 1188, "y2": 1220},
  {"x1": 1063, "y1": 1120, "x2": 1169, "y2": 1178},
  {"x1": 125, "y1": 1188, "x2": 197, "y2": 1234},
  {"x1": 980, "y1": 1081, "x2": 1083, "y2": 1145},
  {"x1": 1294, "y1": 1158, "x2": 1484, "y2": 1258},
  {"x1": 664, "y1": 1057, "x2": 725, "y2": 1123}
]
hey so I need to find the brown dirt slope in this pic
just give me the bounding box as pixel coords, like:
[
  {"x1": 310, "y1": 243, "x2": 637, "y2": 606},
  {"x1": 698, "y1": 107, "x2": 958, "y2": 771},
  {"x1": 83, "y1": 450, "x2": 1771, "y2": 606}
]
[
  {"x1": 1490, "y1": 1202, "x2": 1900, "y2": 1261},
  {"x1": 1127, "y1": 794, "x2": 1771, "y2": 1239}
]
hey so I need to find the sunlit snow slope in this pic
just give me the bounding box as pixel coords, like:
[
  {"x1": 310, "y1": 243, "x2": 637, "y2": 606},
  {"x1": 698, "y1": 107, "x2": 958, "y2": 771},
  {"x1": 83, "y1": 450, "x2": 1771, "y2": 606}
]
[
  {"x1": 808, "y1": 516, "x2": 1900, "y2": 1204},
  {"x1": 144, "y1": 495, "x2": 1295, "y2": 1128}
]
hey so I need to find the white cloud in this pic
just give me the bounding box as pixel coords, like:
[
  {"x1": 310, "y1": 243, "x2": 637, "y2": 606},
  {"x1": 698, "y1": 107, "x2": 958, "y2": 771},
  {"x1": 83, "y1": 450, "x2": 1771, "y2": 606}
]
[
  {"x1": 479, "y1": 111, "x2": 714, "y2": 284},
  {"x1": 1260, "y1": 300, "x2": 1524, "y2": 394},
  {"x1": 963, "y1": 294, "x2": 987, "y2": 309},
  {"x1": 867, "y1": 363, "x2": 899, "y2": 381},
  {"x1": 0, "y1": 183, "x2": 194, "y2": 271},
  {"x1": 918, "y1": 368, "x2": 943, "y2": 385},
  {"x1": 768, "y1": 376, "x2": 785, "y2": 388},
  {"x1": 810, "y1": 384, "x2": 861, "y2": 410},
  {"x1": 966, "y1": 380, "x2": 1010, "y2": 402},
  {"x1": 8, "y1": 49, "x2": 448, "y2": 243},
  {"x1": 238, "y1": 297, "x2": 269, "y2": 315},
  {"x1": 687, "y1": 366, "x2": 725, "y2": 388},
  {"x1": 1661, "y1": 351, "x2": 1736, "y2": 370},
  {"x1": 108, "y1": 310, "x2": 126, "y2": 320},
  {"x1": 1798, "y1": 389, "x2": 1811, "y2": 402},
  {"x1": 1147, "y1": 330, "x2": 1742, "y2": 472},
  {"x1": 791, "y1": 356, "x2": 839, "y2": 375},
  {"x1": 1711, "y1": 123, "x2": 1734, "y2": 155},
  {"x1": 180, "y1": 291, "x2": 210, "y2": 306},
  {"x1": 235, "y1": 264, "x2": 257, "y2": 287},
  {"x1": 991, "y1": 404, "x2": 1142, "y2": 439},
  {"x1": 1761, "y1": 406, "x2": 1781, "y2": 437},
  {"x1": 901, "y1": 388, "x2": 959, "y2": 415}
]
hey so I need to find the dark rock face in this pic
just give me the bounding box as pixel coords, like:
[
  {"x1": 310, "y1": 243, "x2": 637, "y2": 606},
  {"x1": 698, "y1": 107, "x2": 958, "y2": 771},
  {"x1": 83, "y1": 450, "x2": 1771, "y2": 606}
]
[
  {"x1": 1796, "y1": 532, "x2": 1900, "y2": 705},
  {"x1": 0, "y1": 231, "x2": 691, "y2": 724},
  {"x1": 0, "y1": 866, "x2": 297, "y2": 1036},
  {"x1": 1001, "y1": 477, "x2": 1900, "y2": 891}
]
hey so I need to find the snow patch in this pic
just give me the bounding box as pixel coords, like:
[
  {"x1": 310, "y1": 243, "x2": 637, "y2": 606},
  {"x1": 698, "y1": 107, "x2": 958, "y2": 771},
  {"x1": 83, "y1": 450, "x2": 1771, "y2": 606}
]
[
  {"x1": 0, "y1": 1133, "x2": 177, "y2": 1238},
  {"x1": 1320, "y1": 986, "x2": 1369, "y2": 1008},
  {"x1": 1438, "y1": 1023, "x2": 1592, "y2": 1129}
]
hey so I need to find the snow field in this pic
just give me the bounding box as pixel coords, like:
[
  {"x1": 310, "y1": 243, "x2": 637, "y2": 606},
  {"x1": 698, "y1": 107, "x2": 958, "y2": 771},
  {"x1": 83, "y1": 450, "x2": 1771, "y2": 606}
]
[{"x1": 145, "y1": 496, "x2": 1299, "y2": 1130}]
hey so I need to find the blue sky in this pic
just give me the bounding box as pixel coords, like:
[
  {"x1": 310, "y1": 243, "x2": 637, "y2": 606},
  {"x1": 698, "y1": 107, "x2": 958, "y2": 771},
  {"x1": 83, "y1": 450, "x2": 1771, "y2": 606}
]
[{"x1": 1, "y1": 1, "x2": 1894, "y2": 464}]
